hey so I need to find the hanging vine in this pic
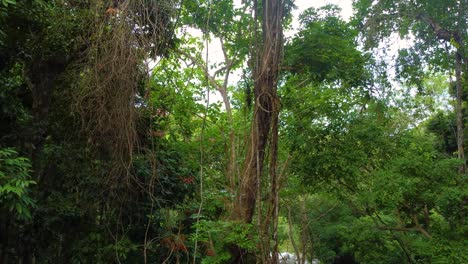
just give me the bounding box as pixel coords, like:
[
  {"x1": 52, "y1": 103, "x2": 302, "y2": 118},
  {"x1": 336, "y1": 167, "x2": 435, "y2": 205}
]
[{"x1": 73, "y1": 0, "x2": 178, "y2": 185}]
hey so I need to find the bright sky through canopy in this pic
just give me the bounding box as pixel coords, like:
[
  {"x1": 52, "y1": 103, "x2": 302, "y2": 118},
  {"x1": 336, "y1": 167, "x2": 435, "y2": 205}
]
[
  {"x1": 286, "y1": 0, "x2": 353, "y2": 37},
  {"x1": 194, "y1": 0, "x2": 356, "y2": 105}
]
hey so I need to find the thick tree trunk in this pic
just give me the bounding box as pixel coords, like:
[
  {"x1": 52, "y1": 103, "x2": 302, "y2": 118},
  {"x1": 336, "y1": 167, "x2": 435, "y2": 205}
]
[
  {"x1": 19, "y1": 58, "x2": 65, "y2": 264},
  {"x1": 24, "y1": 60, "x2": 64, "y2": 179},
  {"x1": 230, "y1": 0, "x2": 284, "y2": 263},
  {"x1": 234, "y1": 0, "x2": 283, "y2": 223}
]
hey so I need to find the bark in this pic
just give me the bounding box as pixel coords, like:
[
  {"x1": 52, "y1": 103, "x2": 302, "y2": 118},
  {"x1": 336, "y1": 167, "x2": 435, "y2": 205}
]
[
  {"x1": 270, "y1": 113, "x2": 280, "y2": 264},
  {"x1": 230, "y1": 0, "x2": 284, "y2": 263},
  {"x1": 219, "y1": 37, "x2": 238, "y2": 194},
  {"x1": 377, "y1": 213, "x2": 432, "y2": 240},
  {"x1": 411, "y1": 214, "x2": 432, "y2": 239},
  {"x1": 378, "y1": 226, "x2": 432, "y2": 239},
  {"x1": 453, "y1": 0, "x2": 465, "y2": 171},
  {"x1": 372, "y1": 212, "x2": 415, "y2": 263},
  {"x1": 456, "y1": 0, "x2": 466, "y2": 173},
  {"x1": 416, "y1": 14, "x2": 453, "y2": 42},
  {"x1": 19, "y1": 58, "x2": 65, "y2": 264},
  {"x1": 24, "y1": 59, "x2": 65, "y2": 180},
  {"x1": 456, "y1": 49, "x2": 465, "y2": 172},
  {"x1": 287, "y1": 206, "x2": 301, "y2": 262},
  {"x1": 233, "y1": 0, "x2": 284, "y2": 224}
]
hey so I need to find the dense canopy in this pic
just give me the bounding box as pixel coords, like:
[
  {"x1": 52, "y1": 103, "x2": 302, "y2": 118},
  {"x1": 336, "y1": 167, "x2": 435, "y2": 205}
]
[{"x1": 0, "y1": 0, "x2": 466, "y2": 263}]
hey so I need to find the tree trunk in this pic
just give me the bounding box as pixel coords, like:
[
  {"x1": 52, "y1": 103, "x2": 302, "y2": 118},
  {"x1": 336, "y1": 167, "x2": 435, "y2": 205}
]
[
  {"x1": 24, "y1": 60, "x2": 64, "y2": 180},
  {"x1": 455, "y1": 50, "x2": 465, "y2": 172},
  {"x1": 300, "y1": 198, "x2": 309, "y2": 264},
  {"x1": 230, "y1": 0, "x2": 284, "y2": 263},
  {"x1": 233, "y1": 0, "x2": 283, "y2": 223},
  {"x1": 20, "y1": 59, "x2": 64, "y2": 264},
  {"x1": 287, "y1": 205, "x2": 301, "y2": 263},
  {"x1": 270, "y1": 114, "x2": 280, "y2": 264},
  {"x1": 455, "y1": 0, "x2": 466, "y2": 173},
  {"x1": 417, "y1": 12, "x2": 466, "y2": 172}
]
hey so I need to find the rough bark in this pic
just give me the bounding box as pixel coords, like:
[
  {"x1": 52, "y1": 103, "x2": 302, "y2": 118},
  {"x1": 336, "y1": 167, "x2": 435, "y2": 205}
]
[
  {"x1": 230, "y1": 0, "x2": 284, "y2": 263},
  {"x1": 455, "y1": 0, "x2": 466, "y2": 172},
  {"x1": 270, "y1": 114, "x2": 280, "y2": 264},
  {"x1": 19, "y1": 57, "x2": 66, "y2": 264},
  {"x1": 234, "y1": 0, "x2": 283, "y2": 224}
]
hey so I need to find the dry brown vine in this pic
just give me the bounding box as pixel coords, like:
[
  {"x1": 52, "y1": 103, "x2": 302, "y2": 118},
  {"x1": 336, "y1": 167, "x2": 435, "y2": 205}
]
[{"x1": 72, "y1": 0, "x2": 177, "y2": 186}]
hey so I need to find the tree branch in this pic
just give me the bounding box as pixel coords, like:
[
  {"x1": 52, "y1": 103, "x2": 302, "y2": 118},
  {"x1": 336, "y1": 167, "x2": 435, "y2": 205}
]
[
  {"x1": 411, "y1": 214, "x2": 432, "y2": 239},
  {"x1": 378, "y1": 222, "x2": 432, "y2": 239},
  {"x1": 416, "y1": 13, "x2": 454, "y2": 42},
  {"x1": 179, "y1": 50, "x2": 222, "y2": 90}
]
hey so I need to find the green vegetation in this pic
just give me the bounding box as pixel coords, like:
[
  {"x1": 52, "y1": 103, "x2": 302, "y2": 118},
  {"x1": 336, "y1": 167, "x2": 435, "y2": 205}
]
[{"x1": 0, "y1": 0, "x2": 466, "y2": 263}]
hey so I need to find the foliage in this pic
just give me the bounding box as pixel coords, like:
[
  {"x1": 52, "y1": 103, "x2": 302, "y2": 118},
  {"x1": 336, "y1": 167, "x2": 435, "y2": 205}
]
[
  {"x1": 285, "y1": 5, "x2": 370, "y2": 87},
  {"x1": 0, "y1": 0, "x2": 466, "y2": 263},
  {"x1": 283, "y1": 99, "x2": 467, "y2": 262},
  {"x1": 191, "y1": 220, "x2": 258, "y2": 263},
  {"x1": 278, "y1": 4, "x2": 467, "y2": 262},
  {"x1": 0, "y1": 148, "x2": 35, "y2": 219}
]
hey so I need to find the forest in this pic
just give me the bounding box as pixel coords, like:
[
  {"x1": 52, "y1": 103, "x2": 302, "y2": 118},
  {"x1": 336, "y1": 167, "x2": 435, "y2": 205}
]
[{"x1": 0, "y1": 0, "x2": 466, "y2": 263}]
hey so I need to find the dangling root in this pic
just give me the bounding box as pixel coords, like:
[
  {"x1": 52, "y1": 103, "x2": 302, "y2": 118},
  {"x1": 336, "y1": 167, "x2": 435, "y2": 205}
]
[{"x1": 72, "y1": 0, "x2": 177, "y2": 187}]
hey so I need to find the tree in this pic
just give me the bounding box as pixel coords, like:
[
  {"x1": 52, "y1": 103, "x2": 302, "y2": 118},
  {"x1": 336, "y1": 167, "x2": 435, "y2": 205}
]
[
  {"x1": 0, "y1": 0, "x2": 185, "y2": 262},
  {"x1": 353, "y1": 0, "x2": 467, "y2": 171},
  {"x1": 280, "y1": 4, "x2": 467, "y2": 262},
  {"x1": 179, "y1": 0, "x2": 251, "y2": 197},
  {"x1": 229, "y1": 0, "x2": 286, "y2": 263},
  {"x1": 3, "y1": 0, "x2": 467, "y2": 263}
]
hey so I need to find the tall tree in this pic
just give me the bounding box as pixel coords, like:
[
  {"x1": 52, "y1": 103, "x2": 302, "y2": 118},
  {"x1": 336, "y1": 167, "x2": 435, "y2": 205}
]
[
  {"x1": 231, "y1": 0, "x2": 285, "y2": 263},
  {"x1": 354, "y1": 0, "x2": 467, "y2": 170},
  {"x1": 179, "y1": 0, "x2": 251, "y2": 195},
  {"x1": 0, "y1": 0, "x2": 183, "y2": 262}
]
